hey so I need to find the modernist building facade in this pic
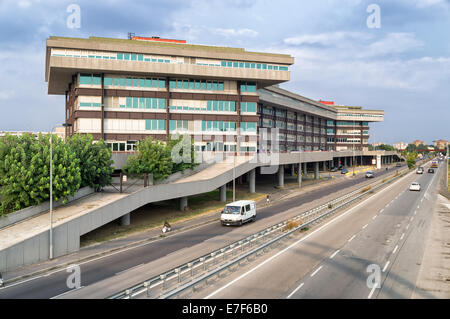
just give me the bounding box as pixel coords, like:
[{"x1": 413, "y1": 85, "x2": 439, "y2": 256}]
[{"x1": 45, "y1": 36, "x2": 383, "y2": 154}]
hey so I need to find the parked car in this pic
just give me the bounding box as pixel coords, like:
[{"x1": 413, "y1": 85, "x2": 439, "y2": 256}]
[
  {"x1": 341, "y1": 168, "x2": 349, "y2": 174},
  {"x1": 221, "y1": 200, "x2": 256, "y2": 226},
  {"x1": 428, "y1": 168, "x2": 435, "y2": 173},
  {"x1": 365, "y1": 171, "x2": 374, "y2": 178},
  {"x1": 409, "y1": 182, "x2": 421, "y2": 191},
  {"x1": 330, "y1": 167, "x2": 338, "y2": 172}
]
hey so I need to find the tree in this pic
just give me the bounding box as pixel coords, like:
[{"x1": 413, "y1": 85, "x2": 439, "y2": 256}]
[
  {"x1": 0, "y1": 133, "x2": 81, "y2": 215},
  {"x1": 406, "y1": 151, "x2": 418, "y2": 169},
  {"x1": 67, "y1": 134, "x2": 114, "y2": 190},
  {"x1": 123, "y1": 137, "x2": 173, "y2": 181},
  {"x1": 377, "y1": 144, "x2": 395, "y2": 151},
  {"x1": 166, "y1": 134, "x2": 199, "y2": 174}
]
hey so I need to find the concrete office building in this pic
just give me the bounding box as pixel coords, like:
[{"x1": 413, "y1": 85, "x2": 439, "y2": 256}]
[
  {"x1": 45, "y1": 35, "x2": 293, "y2": 154},
  {"x1": 45, "y1": 35, "x2": 384, "y2": 159}
]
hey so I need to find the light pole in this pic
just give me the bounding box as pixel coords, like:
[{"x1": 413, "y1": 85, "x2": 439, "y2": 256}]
[{"x1": 49, "y1": 123, "x2": 71, "y2": 260}]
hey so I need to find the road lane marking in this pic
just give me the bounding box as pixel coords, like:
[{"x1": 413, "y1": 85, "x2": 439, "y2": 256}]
[
  {"x1": 50, "y1": 286, "x2": 84, "y2": 299},
  {"x1": 400, "y1": 233, "x2": 405, "y2": 240},
  {"x1": 410, "y1": 216, "x2": 414, "y2": 222},
  {"x1": 348, "y1": 235, "x2": 356, "y2": 242},
  {"x1": 406, "y1": 223, "x2": 410, "y2": 230},
  {"x1": 392, "y1": 245, "x2": 398, "y2": 254},
  {"x1": 287, "y1": 283, "x2": 304, "y2": 299},
  {"x1": 368, "y1": 283, "x2": 379, "y2": 299},
  {"x1": 310, "y1": 266, "x2": 323, "y2": 277},
  {"x1": 380, "y1": 209, "x2": 384, "y2": 213},
  {"x1": 372, "y1": 215, "x2": 377, "y2": 220},
  {"x1": 330, "y1": 250, "x2": 340, "y2": 259},
  {"x1": 382, "y1": 261, "x2": 390, "y2": 272},
  {"x1": 204, "y1": 171, "x2": 418, "y2": 299},
  {"x1": 421, "y1": 198, "x2": 424, "y2": 203},
  {"x1": 362, "y1": 224, "x2": 368, "y2": 229},
  {"x1": 115, "y1": 263, "x2": 144, "y2": 276}
]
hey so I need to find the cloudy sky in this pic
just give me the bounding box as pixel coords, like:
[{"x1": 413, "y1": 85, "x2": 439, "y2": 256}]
[{"x1": 0, "y1": 0, "x2": 448, "y2": 144}]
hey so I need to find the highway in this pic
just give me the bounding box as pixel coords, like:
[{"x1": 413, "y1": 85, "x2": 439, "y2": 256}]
[
  {"x1": 194, "y1": 161, "x2": 441, "y2": 299},
  {"x1": 0, "y1": 164, "x2": 404, "y2": 299}
]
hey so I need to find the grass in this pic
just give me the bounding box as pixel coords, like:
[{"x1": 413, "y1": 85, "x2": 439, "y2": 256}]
[{"x1": 80, "y1": 188, "x2": 266, "y2": 247}]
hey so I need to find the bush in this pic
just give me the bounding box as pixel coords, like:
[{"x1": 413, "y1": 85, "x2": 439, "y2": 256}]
[
  {"x1": 67, "y1": 134, "x2": 114, "y2": 190},
  {"x1": 123, "y1": 137, "x2": 173, "y2": 181},
  {"x1": 167, "y1": 134, "x2": 199, "y2": 174},
  {"x1": 0, "y1": 133, "x2": 81, "y2": 215}
]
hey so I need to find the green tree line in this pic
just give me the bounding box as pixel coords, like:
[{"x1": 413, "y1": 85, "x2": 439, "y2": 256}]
[{"x1": 0, "y1": 133, "x2": 113, "y2": 215}]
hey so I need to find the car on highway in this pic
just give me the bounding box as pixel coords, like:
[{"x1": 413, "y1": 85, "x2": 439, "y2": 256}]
[
  {"x1": 330, "y1": 167, "x2": 338, "y2": 172},
  {"x1": 409, "y1": 182, "x2": 421, "y2": 191},
  {"x1": 428, "y1": 168, "x2": 435, "y2": 173},
  {"x1": 221, "y1": 200, "x2": 256, "y2": 226},
  {"x1": 416, "y1": 167, "x2": 424, "y2": 174},
  {"x1": 341, "y1": 168, "x2": 349, "y2": 174},
  {"x1": 365, "y1": 171, "x2": 374, "y2": 178}
]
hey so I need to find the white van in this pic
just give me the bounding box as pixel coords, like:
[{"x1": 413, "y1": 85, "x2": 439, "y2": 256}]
[{"x1": 221, "y1": 200, "x2": 256, "y2": 226}]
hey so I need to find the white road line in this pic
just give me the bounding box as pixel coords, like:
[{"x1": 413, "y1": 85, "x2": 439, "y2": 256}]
[
  {"x1": 115, "y1": 263, "x2": 144, "y2": 276},
  {"x1": 203, "y1": 171, "x2": 417, "y2": 299},
  {"x1": 372, "y1": 215, "x2": 377, "y2": 220},
  {"x1": 406, "y1": 223, "x2": 410, "y2": 230},
  {"x1": 362, "y1": 224, "x2": 368, "y2": 229},
  {"x1": 410, "y1": 216, "x2": 414, "y2": 222},
  {"x1": 287, "y1": 283, "x2": 304, "y2": 299},
  {"x1": 392, "y1": 245, "x2": 398, "y2": 254},
  {"x1": 367, "y1": 283, "x2": 379, "y2": 299},
  {"x1": 414, "y1": 211, "x2": 417, "y2": 216},
  {"x1": 382, "y1": 261, "x2": 390, "y2": 272},
  {"x1": 348, "y1": 235, "x2": 356, "y2": 242},
  {"x1": 330, "y1": 250, "x2": 340, "y2": 259},
  {"x1": 310, "y1": 265, "x2": 323, "y2": 277},
  {"x1": 50, "y1": 286, "x2": 84, "y2": 299},
  {"x1": 380, "y1": 208, "x2": 384, "y2": 213},
  {"x1": 417, "y1": 205, "x2": 420, "y2": 209},
  {"x1": 400, "y1": 233, "x2": 405, "y2": 240},
  {"x1": 421, "y1": 197, "x2": 424, "y2": 203}
]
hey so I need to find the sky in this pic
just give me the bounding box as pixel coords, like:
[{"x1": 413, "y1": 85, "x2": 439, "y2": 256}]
[{"x1": 0, "y1": 0, "x2": 448, "y2": 145}]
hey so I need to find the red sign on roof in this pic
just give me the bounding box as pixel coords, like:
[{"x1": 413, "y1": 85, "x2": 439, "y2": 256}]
[
  {"x1": 318, "y1": 100, "x2": 335, "y2": 105},
  {"x1": 131, "y1": 36, "x2": 186, "y2": 44}
]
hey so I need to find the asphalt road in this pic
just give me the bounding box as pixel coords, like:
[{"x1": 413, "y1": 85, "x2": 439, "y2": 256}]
[
  {"x1": 194, "y1": 161, "x2": 440, "y2": 299},
  {"x1": 0, "y1": 164, "x2": 406, "y2": 299}
]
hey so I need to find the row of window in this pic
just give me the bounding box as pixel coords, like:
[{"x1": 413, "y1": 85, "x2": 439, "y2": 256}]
[
  {"x1": 125, "y1": 97, "x2": 166, "y2": 109},
  {"x1": 169, "y1": 79, "x2": 225, "y2": 91},
  {"x1": 220, "y1": 60, "x2": 288, "y2": 71},
  {"x1": 240, "y1": 82, "x2": 257, "y2": 93},
  {"x1": 104, "y1": 76, "x2": 166, "y2": 88},
  {"x1": 79, "y1": 102, "x2": 101, "y2": 107},
  {"x1": 145, "y1": 119, "x2": 166, "y2": 131},
  {"x1": 52, "y1": 51, "x2": 288, "y2": 72},
  {"x1": 240, "y1": 102, "x2": 257, "y2": 113}
]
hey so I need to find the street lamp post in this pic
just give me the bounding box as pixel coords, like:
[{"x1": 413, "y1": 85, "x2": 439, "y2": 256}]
[{"x1": 49, "y1": 123, "x2": 71, "y2": 260}]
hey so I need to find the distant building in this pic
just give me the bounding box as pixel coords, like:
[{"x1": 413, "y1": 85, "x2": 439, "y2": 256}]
[
  {"x1": 0, "y1": 127, "x2": 66, "y2": 140},
  {"x1": 411, "y1": 139, "x2": 426, "y2": 147},
  {"x1": 433, "y1": 139, "x2": 448, "y2": 150},
  {"x1": 393, "y1": 142, "x2": 408, "y2": 151},
  {"x1": 373, "y1": 142, "x2": 385, "y2": 147}
]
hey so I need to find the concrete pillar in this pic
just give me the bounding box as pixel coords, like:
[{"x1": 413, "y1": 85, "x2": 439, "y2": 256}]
[
  {"x1": 120, "y1": 213, "x2": 130, "y2": 226},
  {"x1": 278, "y1": 165, "x2": 284, "y2": 187},
  {"x1": 302, "y1": 162, "x2": 307, "y2": 178},
  {"x1": 249, "y1": 168, "x2": 256, "y2": 193},
  {"x1": 297, "y1": 163, "x2": 302, "y2": 187},
  {"x1": 314, "y1": 162, "x2": 319, "y2": 180},
  {"x1": 350, "y1": 157, "x2": 353, "y2": 167},
  {"x1": 220, "y1": 185, "x2": 227, "y2": 202},
  {"x1": 291, "y1": 164, "x2": 295, "y2": 177},
  {"x1": 180, "y1": 196, "x2": 188, "y2": 211}
]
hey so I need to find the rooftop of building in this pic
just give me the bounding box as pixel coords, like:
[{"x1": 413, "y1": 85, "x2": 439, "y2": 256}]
[{"x1": 47, "y1": 36, "x2": 294, "y2": 61}]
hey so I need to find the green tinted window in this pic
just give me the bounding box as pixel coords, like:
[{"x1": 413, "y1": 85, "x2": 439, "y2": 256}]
[{"x1": 80, "y1": 74, "x2": 91, "y2": 85}]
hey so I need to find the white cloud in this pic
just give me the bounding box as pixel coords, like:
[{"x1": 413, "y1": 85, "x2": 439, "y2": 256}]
[
  {"x1": 0, "y1": 89, "x2": 15, "y2": 100},
  {"x1": 213, "y1": 28, "x2": 258, "y2": 38},
  {"x1": 284, "y1": 32, "x2": 370, "y2": 46}
]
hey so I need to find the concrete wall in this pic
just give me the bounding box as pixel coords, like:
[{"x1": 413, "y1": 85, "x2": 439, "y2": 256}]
[{"x1": 0, "y1": 186, "x2": 94, "y2": 230}]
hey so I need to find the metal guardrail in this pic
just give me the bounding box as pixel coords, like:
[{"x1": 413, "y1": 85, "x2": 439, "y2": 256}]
[{"x1": 108, "y1": 167, "x2": 409, "y2": 299}]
